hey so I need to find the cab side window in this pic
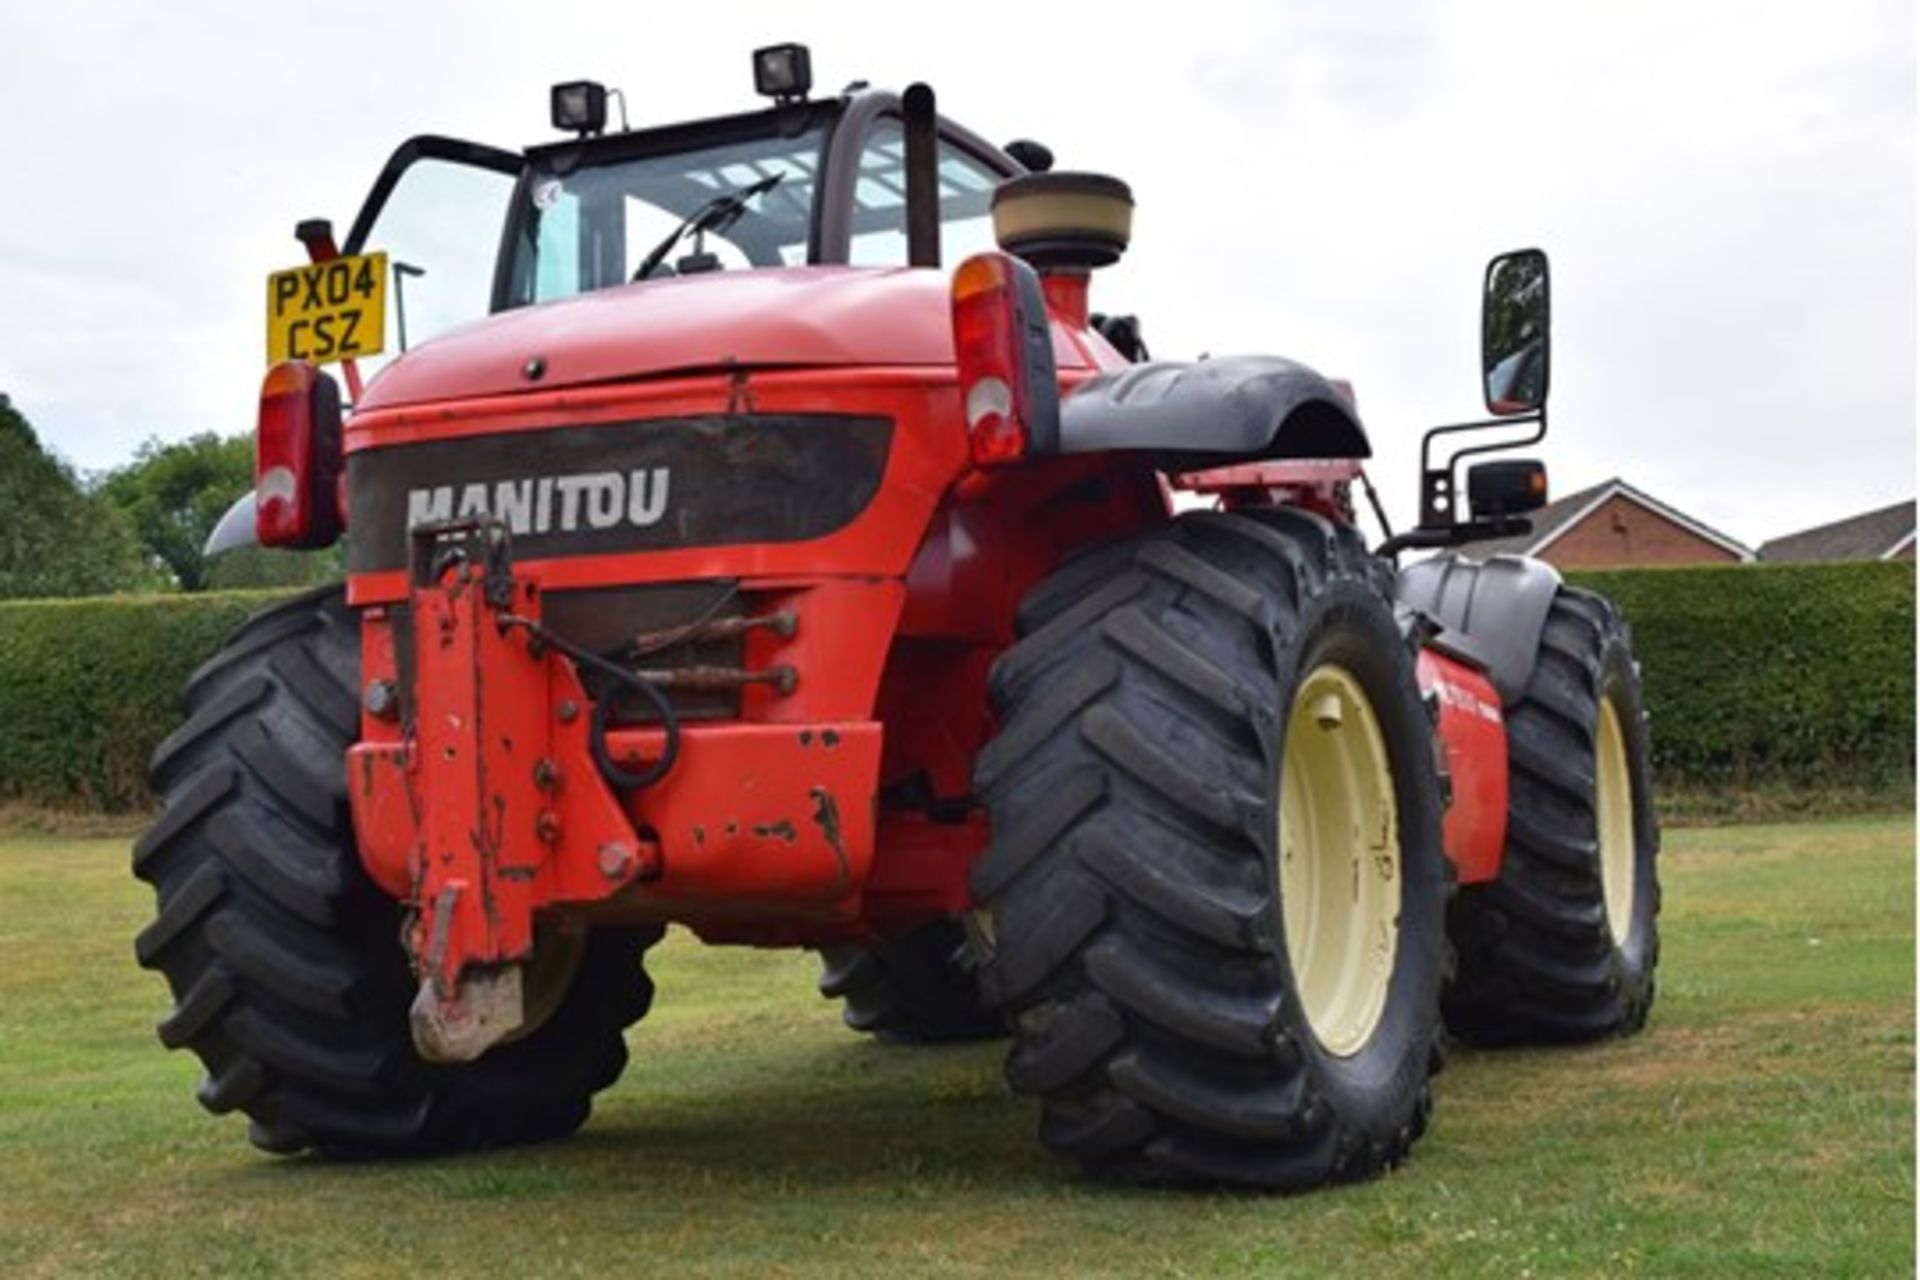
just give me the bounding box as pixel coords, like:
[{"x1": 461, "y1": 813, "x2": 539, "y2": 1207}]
[
  {"x1": 846, "y1": 120, "x2": 1003, "y2": 267},
  {"x1": 351, "y1": 156, "x2": 518, "y2": 381}
]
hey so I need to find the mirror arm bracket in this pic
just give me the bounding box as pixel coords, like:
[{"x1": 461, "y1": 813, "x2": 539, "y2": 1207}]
[
  {"x1": 1377, "y1": 514, "x2": 1534, "y2": 560},
  {"x1": 1415, "y1": 405, "x2": 1547, "y2": 530}
]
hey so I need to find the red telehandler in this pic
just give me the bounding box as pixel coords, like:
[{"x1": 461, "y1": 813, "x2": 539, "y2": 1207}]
[{"x1": 136, "y1": 48, "x2": 1658, "y2": 1189}]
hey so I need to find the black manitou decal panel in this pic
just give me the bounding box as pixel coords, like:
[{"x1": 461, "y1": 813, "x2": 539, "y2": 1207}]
[{"x1": 347, "y1": 414, "x2": 894, "y2": 572}]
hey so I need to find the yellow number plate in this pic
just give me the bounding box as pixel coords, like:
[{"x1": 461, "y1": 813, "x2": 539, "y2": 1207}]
[{"x1": 265, "y1": 252, "x2": 387, "y2": 366}]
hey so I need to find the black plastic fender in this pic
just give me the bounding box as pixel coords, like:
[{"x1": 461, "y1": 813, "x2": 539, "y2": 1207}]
[
  {"x1": 1396, "y1": 553, "x2": 1564, "y2": 706},
  {"x1": 1055, "y1": 355, "x2": 1369, "y2": 467}
]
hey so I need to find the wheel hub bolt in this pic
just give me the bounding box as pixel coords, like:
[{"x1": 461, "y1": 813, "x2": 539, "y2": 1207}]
[
  {"x1": 364, "y1": 680, "x2": 401, "y2": 721},
  {"x1": 598, "y1": 842, "x2": 633, "y2": 879}
]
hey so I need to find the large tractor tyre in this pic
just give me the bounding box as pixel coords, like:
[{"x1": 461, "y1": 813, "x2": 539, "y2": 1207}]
[
  {"x1": 970, "y1": 509, "x2": 1449, "y2": 1190},
  {"x1": 817, "y1": 919, "x2": 1005, "y2": 1043},
  {"x1": 133, "y1": 586, "x2": 661, "y2": 1157},
  {"x1": 1442, "y1": 586, "x2": 1660, "y2": 1046}
]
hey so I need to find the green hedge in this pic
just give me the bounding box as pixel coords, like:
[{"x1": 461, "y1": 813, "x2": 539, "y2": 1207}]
[
  {"x1": 0, "y1": 591, "x2": 288, "y2": 812},
  {"x1": 0, "y1": 563, "x2": 1912, "y2": 814},
  {"x1": 1566, "y1": 561, "x2": 1914, "y2": 795}
]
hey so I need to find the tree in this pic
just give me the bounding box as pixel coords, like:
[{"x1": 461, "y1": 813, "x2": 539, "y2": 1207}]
[
  {"x1": 98, "y1": 433, "x2": 252, "y2": 592},
  {"x1": 0, "y1": 395, "x2": 150, "y2": 599},
  {"x1": 96, "y1": 432, "x2": 345, "y2": 591}
]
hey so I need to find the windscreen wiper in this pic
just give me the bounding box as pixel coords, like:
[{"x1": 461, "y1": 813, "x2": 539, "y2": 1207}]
[{"x1": 632, "y1": 173, "x2": 785, "y2": 282}]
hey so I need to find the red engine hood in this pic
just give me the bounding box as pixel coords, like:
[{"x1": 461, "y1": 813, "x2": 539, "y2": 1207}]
[{"x1": 356, "y1": 265, "x2": 1085, "y2": 410}]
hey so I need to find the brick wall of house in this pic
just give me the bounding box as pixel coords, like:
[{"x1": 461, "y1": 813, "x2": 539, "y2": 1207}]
[{"x1": 1539, "y1": 494, "x2": 1742, "y2": 568}]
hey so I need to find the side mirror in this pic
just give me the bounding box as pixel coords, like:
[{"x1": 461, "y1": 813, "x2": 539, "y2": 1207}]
[{"x1": 1482, "y1": 248, "x2": 1550, "y2": 416}]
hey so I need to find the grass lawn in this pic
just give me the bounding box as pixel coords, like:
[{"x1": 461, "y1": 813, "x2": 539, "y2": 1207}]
[{"x1": 0, "y1": 818, "x2": 1911, "y2": 1277}]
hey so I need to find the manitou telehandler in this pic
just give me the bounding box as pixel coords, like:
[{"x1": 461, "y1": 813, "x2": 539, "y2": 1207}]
[{"x1": 136, "y1": 46, "x2": 1659, "y2": 1190}]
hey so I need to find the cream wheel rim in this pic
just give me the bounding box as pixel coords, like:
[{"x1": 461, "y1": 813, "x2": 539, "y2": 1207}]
[
  {"x1": 501, "y1": 921, "x2": 588, "y2": 1046},
  {"x1": 1277, "y1": 663, "x2": 1401, "y2": 1058},
  {"x1": 1595, "y1": 695, "x2": 1637, "y2": 947}
]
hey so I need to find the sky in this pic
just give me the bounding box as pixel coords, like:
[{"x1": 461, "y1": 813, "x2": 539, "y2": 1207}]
[{"x1": 1, "y1": 0, "x2": 1912, "y2": 547}]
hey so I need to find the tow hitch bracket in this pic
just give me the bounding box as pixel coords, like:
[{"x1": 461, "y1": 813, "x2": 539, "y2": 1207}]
[{"x1": 398, "y1": 519, "x2": 658, "y2": 1061}]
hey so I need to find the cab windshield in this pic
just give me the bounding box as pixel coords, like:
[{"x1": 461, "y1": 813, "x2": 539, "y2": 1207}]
[{"x1": 502, "y1": 123, "x2": 830, "y2": 307}]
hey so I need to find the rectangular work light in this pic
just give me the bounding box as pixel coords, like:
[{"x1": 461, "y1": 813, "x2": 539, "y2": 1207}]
[
  {"x1": 550, "y1": 80, "x2": 608, "y2": 135},
  {"x1": 752, "y1": 44, "x2": 812, "y2": 102}
]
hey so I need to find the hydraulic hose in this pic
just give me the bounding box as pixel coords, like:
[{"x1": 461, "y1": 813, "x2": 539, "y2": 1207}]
[{"x1": 501, "y1": 615, "x2": 682, "y2": 792}]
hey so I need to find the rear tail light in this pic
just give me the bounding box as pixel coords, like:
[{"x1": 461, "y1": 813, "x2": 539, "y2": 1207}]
[
  {"x1": 255, "y1": 360, "x2": 344, "y2": 548},
  {"x1": 950, "y1": 251, "x2": 1060, "y2": 467}
]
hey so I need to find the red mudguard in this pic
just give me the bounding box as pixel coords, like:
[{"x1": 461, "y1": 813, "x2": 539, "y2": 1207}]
[{"x1": 1416, "y1": 649, "x2": 1509, "y2": 885}]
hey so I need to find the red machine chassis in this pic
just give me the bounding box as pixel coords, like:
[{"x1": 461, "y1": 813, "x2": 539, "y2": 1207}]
[{"x1": 343, "y1": 362, "x2": 1509, "y2": 1029}]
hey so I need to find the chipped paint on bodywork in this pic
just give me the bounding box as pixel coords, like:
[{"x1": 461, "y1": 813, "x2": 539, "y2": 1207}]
[{"x1": 810, "y1": 786, "x2": 849, "y2": 888}]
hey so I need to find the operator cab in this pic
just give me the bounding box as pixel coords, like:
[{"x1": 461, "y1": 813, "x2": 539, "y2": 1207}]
[
  {"x1": 330, "y1": 49, "x2": 1022, "y2": 381},
  {"x1": 503, "y1": 92, "x2": 1008, "y2": 303}
]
